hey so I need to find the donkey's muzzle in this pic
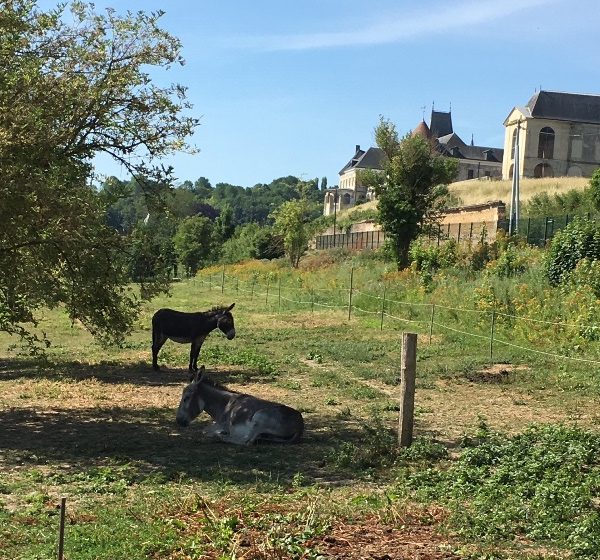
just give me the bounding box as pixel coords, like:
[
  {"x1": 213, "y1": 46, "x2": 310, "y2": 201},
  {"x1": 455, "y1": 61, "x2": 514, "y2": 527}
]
[
  {"x1": 176, "y1": 416, "x2": 189, "y2": 428},
  {"x1": 225, "y1": 329, "x2": 236, "y2": 340}
]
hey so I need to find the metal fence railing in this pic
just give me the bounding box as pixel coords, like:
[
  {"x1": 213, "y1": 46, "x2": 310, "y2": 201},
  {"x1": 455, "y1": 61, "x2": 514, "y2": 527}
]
[
  {"x1": 315, "y1": 213, "x2": 600, "y2": 251},
  {"x1": 498, "y1": 213, "x2": 599, "y2": 246}
]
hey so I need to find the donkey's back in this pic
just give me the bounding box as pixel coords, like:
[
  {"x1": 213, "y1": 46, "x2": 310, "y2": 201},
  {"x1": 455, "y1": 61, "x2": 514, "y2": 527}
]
[
  {"x1": 226, "y1": 394, "x2": 304, "y2": 444},
  {"x1": 152, "y1": 308, "x2": 204, "y2": 340}
]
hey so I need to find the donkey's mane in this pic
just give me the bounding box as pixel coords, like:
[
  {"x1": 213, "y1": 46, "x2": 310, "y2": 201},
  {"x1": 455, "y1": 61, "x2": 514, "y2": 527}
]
[{"x1": 207, "y1": 305, "x2": 231, "y2": 315}]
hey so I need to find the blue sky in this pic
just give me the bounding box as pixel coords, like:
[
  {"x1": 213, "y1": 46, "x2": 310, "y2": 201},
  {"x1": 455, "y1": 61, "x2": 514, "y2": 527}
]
[{"x1": 60, "y1": 0, "x2": 600, "y2": 187}]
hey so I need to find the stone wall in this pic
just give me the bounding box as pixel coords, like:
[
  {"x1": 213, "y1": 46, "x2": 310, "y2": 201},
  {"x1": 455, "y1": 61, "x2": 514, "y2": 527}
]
[{"x1": 316, "y1": 201, "x2": 506, "y2": 247}]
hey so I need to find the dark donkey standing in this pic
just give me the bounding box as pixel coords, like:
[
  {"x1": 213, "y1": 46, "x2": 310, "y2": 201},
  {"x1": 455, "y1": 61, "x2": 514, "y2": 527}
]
[{"x1": 152, "y1": 304, "x2": 236, "y2": 374}]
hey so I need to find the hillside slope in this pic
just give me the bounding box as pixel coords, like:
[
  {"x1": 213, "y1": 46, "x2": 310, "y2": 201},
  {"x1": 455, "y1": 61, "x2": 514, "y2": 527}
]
[{"x1": 335, "y1": 176, "x2": 589, "y2": 221}]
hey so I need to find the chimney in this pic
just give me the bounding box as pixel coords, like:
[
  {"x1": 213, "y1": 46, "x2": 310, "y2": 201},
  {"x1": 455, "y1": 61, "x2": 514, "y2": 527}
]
[{"x1": 355, "y1": 144, "x2": 360, "y2": 153}]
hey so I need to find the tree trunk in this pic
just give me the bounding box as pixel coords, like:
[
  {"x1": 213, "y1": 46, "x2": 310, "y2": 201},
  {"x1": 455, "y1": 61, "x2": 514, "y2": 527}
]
[{"x1": 395, "y1": 237, "x2": 411, "y2": 270}]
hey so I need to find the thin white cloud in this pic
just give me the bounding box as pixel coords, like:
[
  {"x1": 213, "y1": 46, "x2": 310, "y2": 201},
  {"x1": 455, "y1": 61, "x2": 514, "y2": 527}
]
[{"x1": 226, "y1": 0, "x2": 556, "y2": 51}]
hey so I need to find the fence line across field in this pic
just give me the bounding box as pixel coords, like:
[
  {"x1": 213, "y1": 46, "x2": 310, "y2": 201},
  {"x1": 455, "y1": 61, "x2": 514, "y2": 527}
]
[
  {"x1": 210, "y1": 272, "x2": 600, "y2": 332},
  {"x1": 198, "y1": 269, "x2": 600, "y2": 367},
  {"x1": 201, "y1": 270, "x2": 600, "y2": 332}
]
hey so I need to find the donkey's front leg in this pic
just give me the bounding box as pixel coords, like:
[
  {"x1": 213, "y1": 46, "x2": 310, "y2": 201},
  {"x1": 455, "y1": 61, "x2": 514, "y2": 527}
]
[
  {"x1": 202, "y1": 422, "x2": 228, "y2": 442},
  {"x1": 188, "y1": 336, "x2": 206, "y2": 377}
]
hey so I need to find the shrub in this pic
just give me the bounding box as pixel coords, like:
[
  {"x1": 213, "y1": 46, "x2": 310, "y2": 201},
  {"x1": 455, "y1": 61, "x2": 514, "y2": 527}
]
[
  {"x1": 469, "y1": 241, "x2": 496, "y2": 272},
  {"x1": 566, "y1": 258, "x2": 600, "y2": 298},
  {"x1": 545, "y1": 218, "x2": 600, "y2": 285},
  {"x1": 405, "y1": 424, "x2": 600, "y2": 557},
  {"x1": 221, "y1": 224, "x2": 284, "y2": 264},
  {"x1": 486, "y1": 243, "x2": 528, "y2": 278},
  {"x1": 409, "y1": 239, "x2": 458, "y2": 273},
  {"x1": 525, "y1": 188, "x2": 594, "y2": 217},
  {"x1": 327, "y1": 415, "x2": 447, "y2": 473}
]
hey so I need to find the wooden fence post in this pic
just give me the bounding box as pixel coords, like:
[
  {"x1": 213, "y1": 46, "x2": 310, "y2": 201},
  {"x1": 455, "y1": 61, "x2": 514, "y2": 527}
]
[
  {"x1": 265, "y1": 278, "x2": 270, "y2": 306},
  {"x1": 221, "y1": 265, "x2": 225, "y2": 294},
  {"x1": 57, "y1": 497, "x2": 66, "y2": 560},
  {"x1": 429, "y1": 304, "x2": 435, "y2": 345},
  {"x1": 347, "y1": 267, "x2": 354, "y2": 321},
  {"x1": 398, "y1": 333, "x2": 417, "y2": 447},
  {"x1": 251, "y1": 278, "x2": 255, "y2": 300},
  {"x1": 489, "y1": 310, "x2": 496, "y2": 361},
  {"x1": 278, "y1": 277, "x2": 281, "y2": 312},
  {"x1": 380, "y1": 284, "x2": 387, "y2": 330}
]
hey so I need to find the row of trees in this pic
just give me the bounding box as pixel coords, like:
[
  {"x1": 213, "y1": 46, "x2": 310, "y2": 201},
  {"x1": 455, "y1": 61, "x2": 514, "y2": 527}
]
[{"x1": 102, "y1": 175, "x2": 324, "y2": 277}]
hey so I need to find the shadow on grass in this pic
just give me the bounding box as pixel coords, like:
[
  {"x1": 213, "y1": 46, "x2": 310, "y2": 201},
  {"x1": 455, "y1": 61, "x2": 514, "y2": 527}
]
[
  {"x1": 0, "y1": 405, "x2": 365, "y2": 485},
  {"x1": 0, "y1": 358, "x2": 275, "y2": 388}
]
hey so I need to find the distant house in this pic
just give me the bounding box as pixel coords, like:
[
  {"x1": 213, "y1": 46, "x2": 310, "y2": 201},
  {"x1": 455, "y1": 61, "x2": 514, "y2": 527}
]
[
  {"x1": 416, "y1": 111, "x2": 503, "y2": 182},
  {"x1": 324, "y1": 110, "x2": 503, "y2": 216},
  {"x1": 323, "y1": 145, "x2": 385, "y2": 216},
  {"x1": 503, "y1": 90, "x2": 600, "y2": 179}
]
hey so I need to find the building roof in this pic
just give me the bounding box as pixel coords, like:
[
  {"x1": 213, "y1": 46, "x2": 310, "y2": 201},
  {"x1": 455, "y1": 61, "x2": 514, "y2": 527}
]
[
  {"x1": 430, "y1": 110, "x2": 453, "y2": 138},
  {"x1": 437, "y1": 132, "x2": 503, "y2": 162},
  {"x1": 437, "y1": 132, "x2": 466, "y2": 148},
  {"x1": 526, "y1": 90, "x2": 600, "y2": 125},
  {"x1": 412, "y1": 120, "x2": 431, "y2": 139},
  {"x1": 339, "y1": 145, "x2": 386, "y2": 175}
]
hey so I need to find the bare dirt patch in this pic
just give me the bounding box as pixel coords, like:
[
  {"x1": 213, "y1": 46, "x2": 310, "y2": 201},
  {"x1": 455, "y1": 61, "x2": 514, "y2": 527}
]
[
  {"x1": 167, "y1": 497, "x2": 459, "y2": 560},
  {"x1": 417, "y1": 378, "x2": 598, "y2": 442},
  {"x1": 466, "y1": 363, "x2": 529, "y2": 384},
  {"x1": 312, "y1": 513, "x2": 459, "y2": 560}
]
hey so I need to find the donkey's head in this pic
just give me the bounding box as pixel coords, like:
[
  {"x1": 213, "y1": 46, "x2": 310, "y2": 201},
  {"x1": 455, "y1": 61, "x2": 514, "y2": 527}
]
[
  {"x1": 217, "y1": 303, "x2": 236, "y2": 340},
  {"x1": 176, "y1": 366, "x2": 206, "y2": 427}
]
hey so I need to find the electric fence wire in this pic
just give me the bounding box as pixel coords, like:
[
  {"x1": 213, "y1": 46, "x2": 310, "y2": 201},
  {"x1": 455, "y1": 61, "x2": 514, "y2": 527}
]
[{"x1": 196, "y1": 273, "x2": 600, "y2": 364}]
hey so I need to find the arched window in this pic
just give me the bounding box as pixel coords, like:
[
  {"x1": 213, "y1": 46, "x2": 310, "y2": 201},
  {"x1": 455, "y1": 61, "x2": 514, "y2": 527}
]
[
  {"x1": 342, "y1": 193, "x2": 352, "y2": 205},
  {"x1": 538, "y1": 127, "x2": 555, "y2": 159},
  {"x1": 534, "y1": 163, "x2": 554, "y2": 178},
  {"x1": 508, "y1": 164, "x2": 514, "y2": 179}
]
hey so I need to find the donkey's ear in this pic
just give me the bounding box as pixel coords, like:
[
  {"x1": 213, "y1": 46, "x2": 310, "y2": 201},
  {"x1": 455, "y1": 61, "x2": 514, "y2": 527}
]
[
  {"x1": 193, "y1": 365, "x2": 205, "y2": 383},
  {"x1": 226, "y1": 303, "x2": 235, "y2": 311}
]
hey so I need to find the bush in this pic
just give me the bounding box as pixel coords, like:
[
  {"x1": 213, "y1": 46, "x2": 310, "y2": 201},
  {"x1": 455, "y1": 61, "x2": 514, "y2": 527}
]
[
  {"x1": 220, "y1": 224, "x2": 284, "y2": 264},
  {"x1": 545, "y1": 218, "x2": 600, "y2": 285},
  {"x1": 486, "y1": 243, "x2": 528, "y2": 278},
  {"x1": 327, "y1": 413, "x2": 447, "y2": 473},
  {"x1": 405, "y1": 424, "x2": 600, "y2": 557},
  {"x1": 409, "y1": 239, "x2": 458, "y2": 273},
  {"x1": 525, "y1": 188, "x2": 594, "y2": 217}
]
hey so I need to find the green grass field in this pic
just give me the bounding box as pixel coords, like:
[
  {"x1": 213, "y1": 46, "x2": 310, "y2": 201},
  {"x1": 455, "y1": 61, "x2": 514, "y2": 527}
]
[{"x1": 2, "y1": 264, "x2": 600, "y2": 559}]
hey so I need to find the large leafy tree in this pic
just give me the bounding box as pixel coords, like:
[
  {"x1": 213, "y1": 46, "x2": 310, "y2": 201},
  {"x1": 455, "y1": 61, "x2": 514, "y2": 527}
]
[
  {"x1": 173, "y1": 216, "x2": 216, "y2": 276},
  {"x1": 361, "y1": 117, "x2": 457, "y2": 270},
  {"x1": 0, "y1": 1, "x2": 197, "y2": 346},
  {"x1": 271, "y1": 198, "x2": 312, "y2": 268}
]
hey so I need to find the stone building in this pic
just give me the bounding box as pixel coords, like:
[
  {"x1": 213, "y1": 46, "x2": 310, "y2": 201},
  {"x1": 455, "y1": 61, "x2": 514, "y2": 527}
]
[
  {"x1": 503, "y1": 90, "x2": 600, "y2": 179},
  {"x1": 323, "y1": 145, "x2": 385, "y2": 216},
  {"x1": 416, "y1": 111, "x2": 503, "y2": 182},
  {"x1": 324, "y1": 109, "x2": 503, "y2": 216}
]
